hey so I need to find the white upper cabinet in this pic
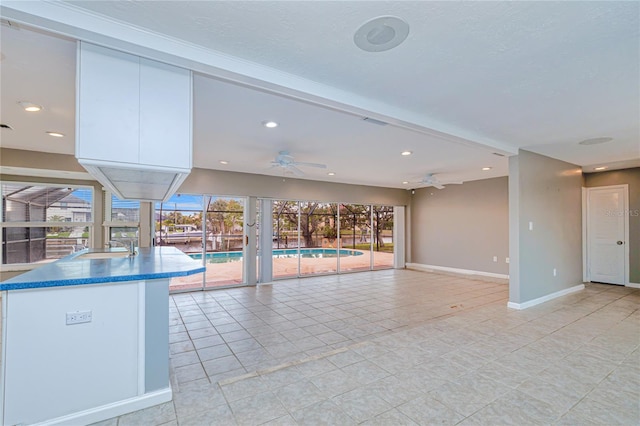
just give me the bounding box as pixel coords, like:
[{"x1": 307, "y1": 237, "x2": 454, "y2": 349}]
[
  {"x1": 139, "y1": 58, "x2": 192, "y2": 169},
  {"x1": 76, "y1": 42, "x2": 192, "y2": 201},
  {"x1": 76, "y1": 44, "x2": 141, "y2": 164}
]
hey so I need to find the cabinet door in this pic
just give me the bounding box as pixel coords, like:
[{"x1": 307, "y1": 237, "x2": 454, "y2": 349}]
[
  {"x1": 139, "y1": 58, "x2": 192, "y2": 170},
  {"x1": 77, "y1": 43, "x2": 140, "y2": 164}
]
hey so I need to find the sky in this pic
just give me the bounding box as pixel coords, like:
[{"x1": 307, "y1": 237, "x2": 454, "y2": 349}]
[{"x1": 155, "y1": 194, "x2": 244, "y2": 214}]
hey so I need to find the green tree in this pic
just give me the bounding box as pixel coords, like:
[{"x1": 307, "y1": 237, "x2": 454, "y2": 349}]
[
  {"x1": 162, "y1": 211, "x2": 185, "y2": 228},
  {"x1": 339, "y1": 204, "x2": 371, "y2": 248},
  {"x1": 274, "y1": 202, "x2": 336, "y2": 248},
  {"x1": 224, "y1": 199, "x2": 244, "y2": 233},
  {"x1": 48, "y1": 214, "x2": 67, "y2": 233},
  {"x1": 373, "y1": 205, "x2": 393, "y2": 250},
  {"x1": 207, "y1": 198, "x2": 226, "y2": 234},
  {"x1": 206, "y1": 198, "x2": 243, "y2": 235}
]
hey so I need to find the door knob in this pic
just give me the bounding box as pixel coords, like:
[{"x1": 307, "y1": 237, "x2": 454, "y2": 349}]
[{"x1": 617, "y1": 241, "x2": 624, "y2": 245}]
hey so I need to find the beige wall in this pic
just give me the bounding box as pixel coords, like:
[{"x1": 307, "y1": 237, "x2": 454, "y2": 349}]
[
  {"x1": 410, "y1": 177, "x2": 509, "y2": 275},
  {"x1": 509, "y1": 150, "x2": 584, "y2": 304},
  {"x1": 182, "y1": 168, "x2": 410, "y2": 205},
  {"x1": 584, "y1": 167, "x2": 640, "y2": 283},
  {"x1": 1, "y1": 148, "x2": 88, "y2": 174}
]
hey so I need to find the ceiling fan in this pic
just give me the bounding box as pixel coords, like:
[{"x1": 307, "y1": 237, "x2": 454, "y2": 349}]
[
  {"x1": 414, "y1": 173, "x2": 463, "y2": 189},
  {"x1": 270, "y1": 151, "x2": 327, "y2": 176}
]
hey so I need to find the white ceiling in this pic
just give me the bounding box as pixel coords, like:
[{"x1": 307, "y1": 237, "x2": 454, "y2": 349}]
[{"x1": 1, "y1": 1, "x2": 638, "y2": 188}]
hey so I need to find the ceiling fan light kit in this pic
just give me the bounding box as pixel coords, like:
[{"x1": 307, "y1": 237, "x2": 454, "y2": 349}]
[
  {"x1": 413, "y1": 173, "x2": 463, "y2": 189},
  {"x1": 270, "y1": 151, "x2": 327, "y2": 176}
]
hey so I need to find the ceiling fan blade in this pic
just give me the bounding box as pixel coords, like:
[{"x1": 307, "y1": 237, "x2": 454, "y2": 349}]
[
  {"x1": 432, "y1": 183, "x2": 445, "y2": 189},
  {"x1": 288, "y1": 165, "x2": 305, "y2": 176},
  {"x1": 294, "y1": 161, "x2": 327, "y2": 169},
  {"x1": 442, "y1": 181, "x2": 463, "y2": 185}
]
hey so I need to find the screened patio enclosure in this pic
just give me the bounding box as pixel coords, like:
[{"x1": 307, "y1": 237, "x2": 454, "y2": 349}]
[{"x1": 1, "y1": 183, "x2": 92, "y2": 264}]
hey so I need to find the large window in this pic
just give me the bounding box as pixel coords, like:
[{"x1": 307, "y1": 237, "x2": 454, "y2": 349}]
[
  {"x1": 1, "y1": 183, "x2": 93, "y2": 265},
  {"x1": 104, "y1": 193, "x2": 140, "y2": 249}
]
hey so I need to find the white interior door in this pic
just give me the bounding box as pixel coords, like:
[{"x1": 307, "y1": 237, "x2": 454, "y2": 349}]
[{"x1": 586, "y1": 186, "x2": 628, "y2": 285}]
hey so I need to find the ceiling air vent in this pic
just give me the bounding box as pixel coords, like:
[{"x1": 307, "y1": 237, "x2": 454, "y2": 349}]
[
  {"x1": 1, "y1": 123, "x2": 13, "y2": 130},
  {"x1": 493, "y1": 152, "x2": 505, "y2": 157},
  {"x1": 362, "y1": 117, "x2": 388, "y2": 126}
]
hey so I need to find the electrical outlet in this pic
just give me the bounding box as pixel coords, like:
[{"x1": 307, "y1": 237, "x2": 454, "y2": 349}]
[
  {"x1": 553, "y1": 268, "x2": 557, "y2": 277},
  {"x1": 505, "y1": 257, "x2": 510, "y2": 264},
  {"x1": 493, "y1": 256, "x2": 498, "y2": 262},
  {"x1": 529, "y1": 221, "x2": 533, "y2": 231},
  {"x1": 66, "y1": 310, "x2": 92, "y2": 325}
]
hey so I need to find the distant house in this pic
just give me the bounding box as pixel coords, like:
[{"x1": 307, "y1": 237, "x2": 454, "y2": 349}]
[{"x1": 47, "y1": 194, "x2": 92, "y2": 223}]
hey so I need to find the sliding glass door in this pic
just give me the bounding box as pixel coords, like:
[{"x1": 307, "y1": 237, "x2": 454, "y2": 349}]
[
  {"x1": 269, "y1": 199, "x2": 394, "y2": 279},
  {"x1": 155, "y1": 194, "x2": 247, "y2": 292},
  {"x1": 156, "y1": 194, "x2": 205, "y2": 292},
  {"x1": 272, "y1": 201, "x2": 299, "y2": 279},
  {"x1": 299, "y1": 202, "x2": 337, "y2": 276},
  {"x1": 339, "y1": 204, "x2": 372, "y2": 272},
  {"x1": 373, "y1": 205, "x2": 394, "y2": 269},
  {"x1": 204, "y1": 196, "x2": 244, "y2": 288}
]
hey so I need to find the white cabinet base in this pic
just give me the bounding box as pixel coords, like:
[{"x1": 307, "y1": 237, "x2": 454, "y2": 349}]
[
  {"x1": 1, "y1": 279, "x2": 171, "y2": 425},
  {"x1": 32, "y1": 387, "x2": 172, "y2": 426}
]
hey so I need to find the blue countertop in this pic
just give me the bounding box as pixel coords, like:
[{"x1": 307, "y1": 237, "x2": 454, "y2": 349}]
[{"x1": 0, "y1": 247, "x2": 205, "y2": 291}]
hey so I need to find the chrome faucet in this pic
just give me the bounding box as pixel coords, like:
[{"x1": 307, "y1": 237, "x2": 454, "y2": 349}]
[{"x1": 108, "y1": 240, "x2": 137, "y2": 257}]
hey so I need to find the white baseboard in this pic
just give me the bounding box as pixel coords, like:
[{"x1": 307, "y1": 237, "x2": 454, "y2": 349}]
[
  {"x1": 34, "y1": 387, "x2": 172, "y2": 426},
  {"x1": 626, "y1": 282, "x2": 640, "y2": 289},
  {"x1": 507, "y1": 284, "x2": 585, "y2": 310},
  {"x1": 406, "y1": 263, "x2": 509, "y2": 283}
]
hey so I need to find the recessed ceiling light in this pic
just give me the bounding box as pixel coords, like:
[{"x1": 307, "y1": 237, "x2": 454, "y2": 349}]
[
  {"x1": 19, "y1": 101, "x2": 42, "y2": 112},
  {"x1": 46, "y1": 131, "x2": 64, "y2": 138},
  {"x1": 354, "y1": 16, "x2": 410, "y2": 52},
  {"x1": 482, "y1": 167, "x2": 492, "y2": 171},
  {"x1": 327, "y1": 172, "x2": 336, "y2": 176},
  {"x1": 262, "y1": 121, "x2": 278, "y2": 128},
  {"x1": 578, "y1": 137, "x2": 613, "y2": 146},
  {"x1": 402, "y1": 181, "x2": 409, "y2": 184},
  {"x1": 401, "y1": 151, "x2": 412, "y2": 156},
  {"x1": 594, "y1": 166, "x2": 607, "y2": 171},
  {"x1": 219, "y1": 160, "x2": 229, "y2": 165}
]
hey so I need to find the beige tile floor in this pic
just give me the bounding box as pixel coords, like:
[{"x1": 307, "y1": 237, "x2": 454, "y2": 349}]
[{"x1": 97, "y1": 269, "x2": 639, "y2": 425}]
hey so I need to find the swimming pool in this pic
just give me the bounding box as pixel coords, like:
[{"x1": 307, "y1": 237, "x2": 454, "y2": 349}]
[{"x1": 189, "y1": 248, "x2": 363, "y2": 264}]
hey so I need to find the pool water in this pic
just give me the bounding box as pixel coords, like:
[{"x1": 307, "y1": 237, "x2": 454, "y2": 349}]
[{"x1": 189, "y1": 248, "x2": 363, "y2": 264}]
